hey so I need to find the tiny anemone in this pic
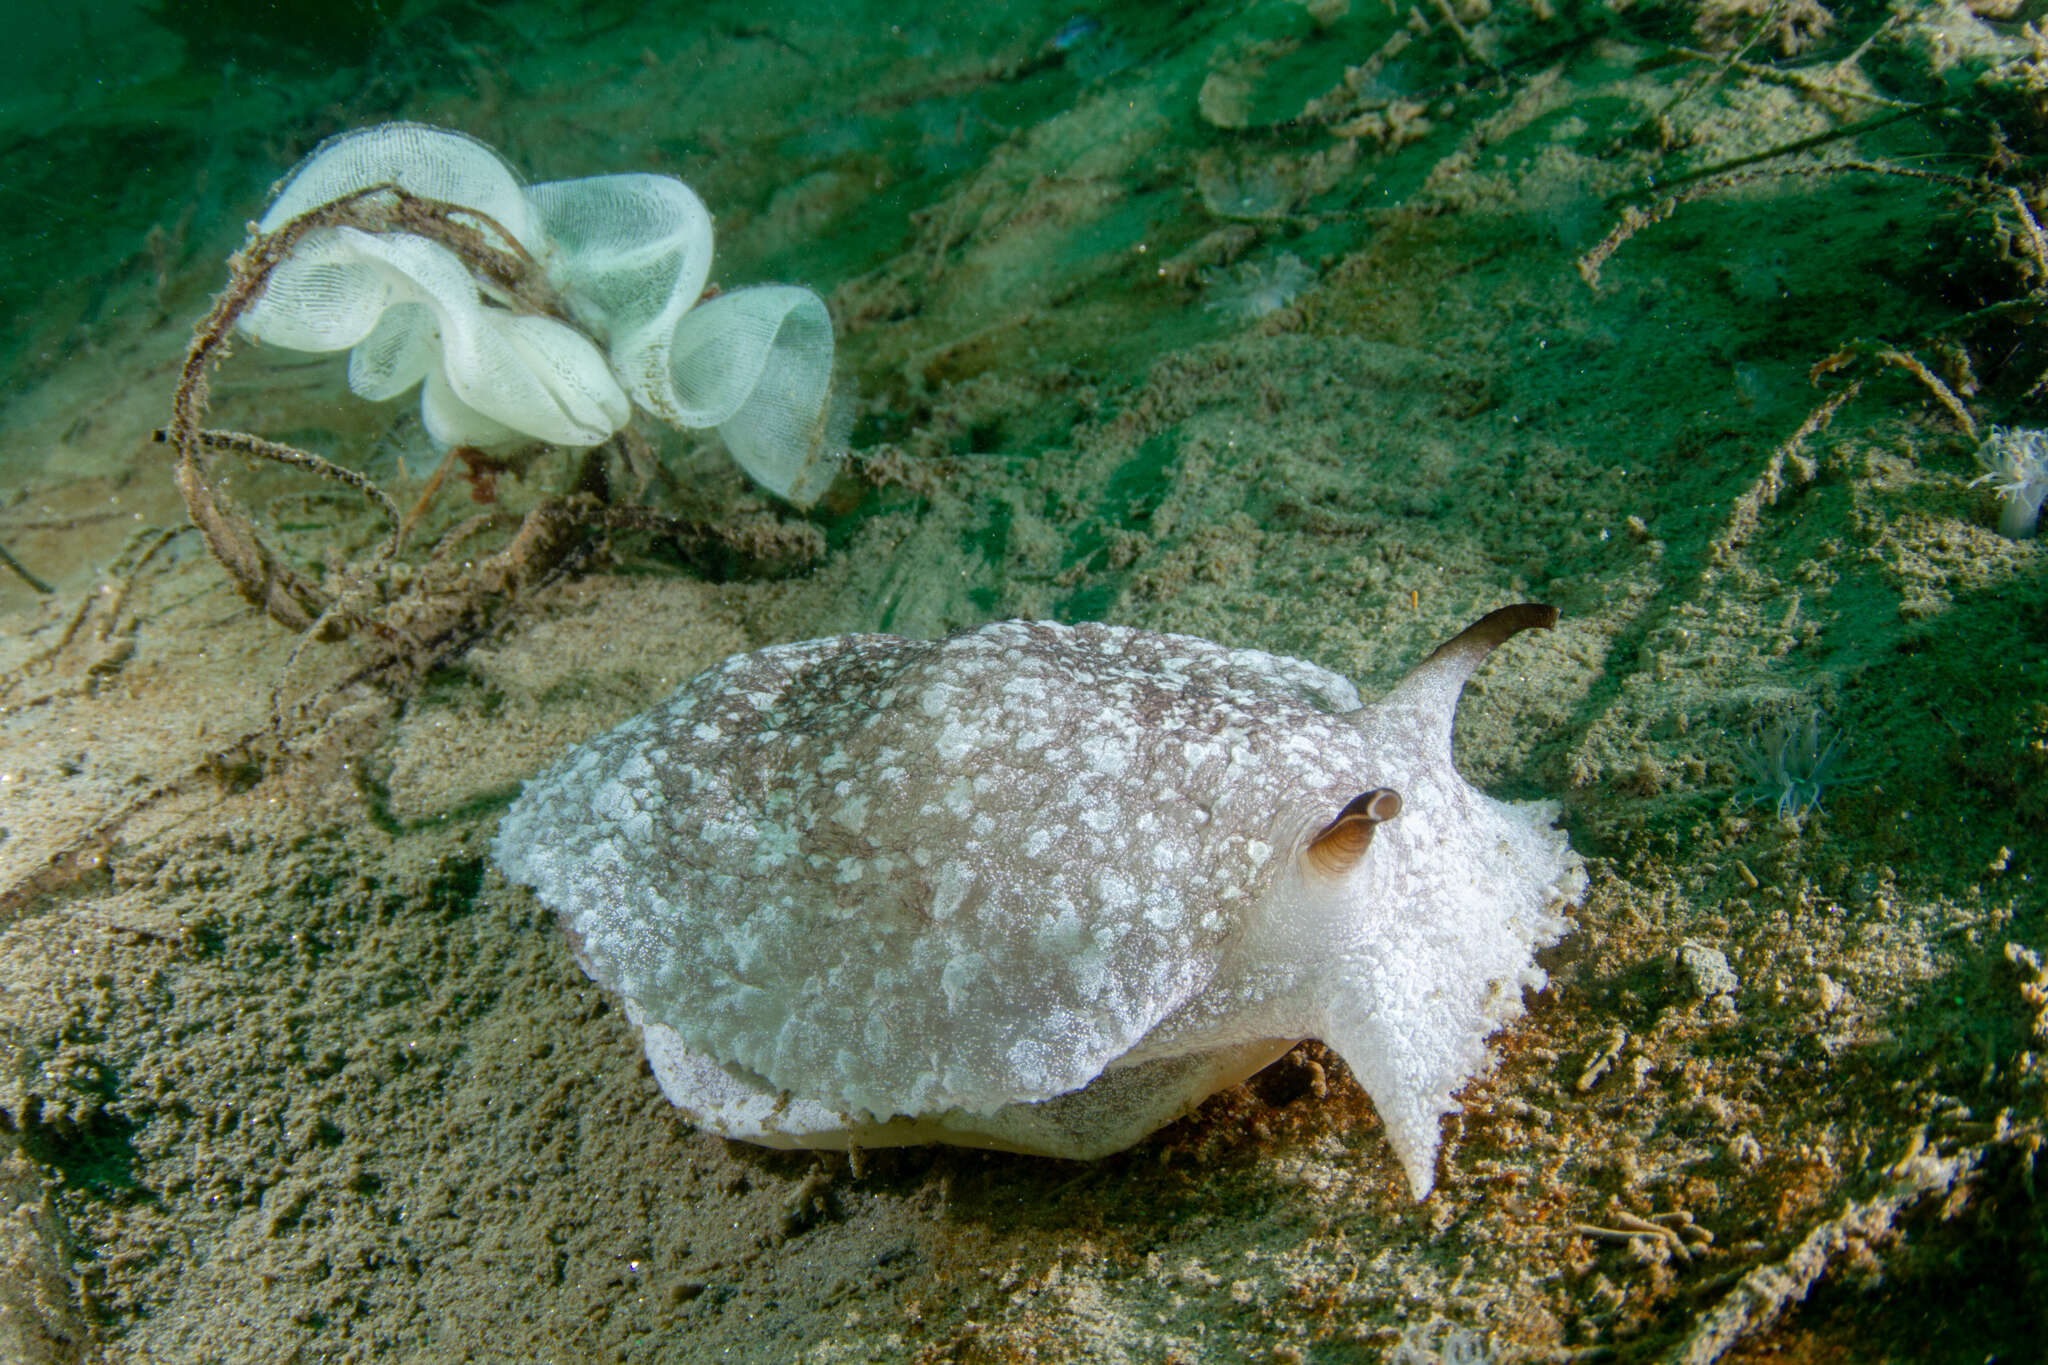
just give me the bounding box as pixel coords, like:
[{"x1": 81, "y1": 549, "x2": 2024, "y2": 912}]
[
  {"x1": 1734, "y1": 710, "x2": 1847, "y2": 823},
  {"x1": 1199, "y1": 252, "x2": 1316, "y2": 321},
  {"x1": 1971, "y1": 425, "x2": 2048, "y2": 539}
]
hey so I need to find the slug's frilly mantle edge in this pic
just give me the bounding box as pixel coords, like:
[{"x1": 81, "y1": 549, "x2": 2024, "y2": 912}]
[{"x1": 493, "y1": 607, "x2": 1586, "y2": 1197}]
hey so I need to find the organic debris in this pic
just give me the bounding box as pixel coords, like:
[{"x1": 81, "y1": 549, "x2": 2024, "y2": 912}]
[{"x1": 161, "y1": 181, "x2": 820, "y2": 660}]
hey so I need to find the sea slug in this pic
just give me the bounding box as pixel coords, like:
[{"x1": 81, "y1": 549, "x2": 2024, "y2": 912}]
[{"x1": 494, "y1": 606, "x2": 1586, "y2": 1198}]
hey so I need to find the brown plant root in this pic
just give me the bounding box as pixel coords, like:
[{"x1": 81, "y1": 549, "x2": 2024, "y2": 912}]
[
  {"x1": 1810, "y1": 342, "x2": 1977, "y2": 439},
  {"x1": 1577, "y1": 161, "x2": 1976, "y2": 290},
  {"x1": 154, "y1": 425, "x2": 406, "y2": 558},
  {"x1": 1582, "y1": 159, "x2": 2039, "y2": 498},
  {"x1": 0, "y1": 539, "x2": 53, "y2": 595},
  {"x1": 1661, "y1": 1137, "x2": 1986, "y2": 1365},
  {"x1": 0, "y1": 526, "x2": 186, "y2": 709},
  {"x1": 162, "y1": 180, "x2": 819, "y2": 659},
  {"x1": 166, "y1": 183, "x2": 468, "y2": 632},
  {"x1": 164, "y1": 182, "x2": 591, "y2": 632}
]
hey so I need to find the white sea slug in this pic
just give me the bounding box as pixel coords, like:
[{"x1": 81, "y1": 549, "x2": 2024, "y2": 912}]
[{"x1": 493, "y1": 606, "x2": 1586, "y2": 1198}]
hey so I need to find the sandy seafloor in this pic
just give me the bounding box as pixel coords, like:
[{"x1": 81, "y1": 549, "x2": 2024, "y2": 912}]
[{"x1": 2, "y1": 0, "x2": 2046, "y2": 1360}]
